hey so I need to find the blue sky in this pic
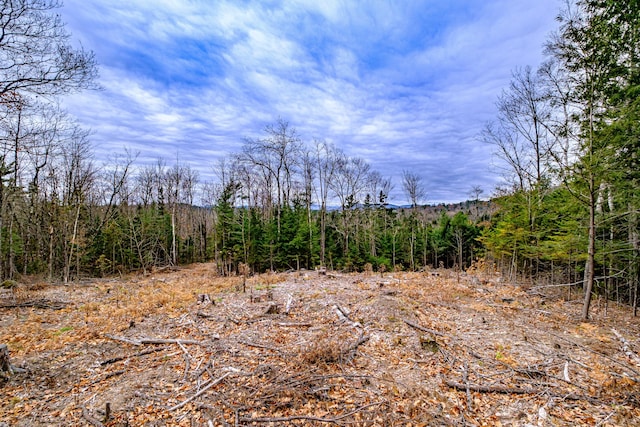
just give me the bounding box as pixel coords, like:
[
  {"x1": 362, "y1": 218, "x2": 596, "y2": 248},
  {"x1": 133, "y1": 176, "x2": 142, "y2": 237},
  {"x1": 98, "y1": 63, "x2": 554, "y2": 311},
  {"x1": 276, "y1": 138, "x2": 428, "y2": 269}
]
[{"x1": 61, "y1": 0, "x2": 561, "y2": 204}]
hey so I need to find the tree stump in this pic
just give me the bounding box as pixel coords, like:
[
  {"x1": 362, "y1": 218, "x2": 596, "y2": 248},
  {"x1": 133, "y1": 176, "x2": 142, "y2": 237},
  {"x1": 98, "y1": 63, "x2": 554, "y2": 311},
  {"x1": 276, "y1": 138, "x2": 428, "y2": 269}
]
[{"x1": 1, "y1": 344, "x2": 12, "y2": 374}]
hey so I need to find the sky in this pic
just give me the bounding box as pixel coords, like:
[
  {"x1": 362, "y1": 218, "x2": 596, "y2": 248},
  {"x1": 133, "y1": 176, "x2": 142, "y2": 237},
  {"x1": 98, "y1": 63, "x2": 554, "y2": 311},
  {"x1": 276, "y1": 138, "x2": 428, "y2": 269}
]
[{"x1": 60, "y1": 0, "x2": 561, "y2": 204}]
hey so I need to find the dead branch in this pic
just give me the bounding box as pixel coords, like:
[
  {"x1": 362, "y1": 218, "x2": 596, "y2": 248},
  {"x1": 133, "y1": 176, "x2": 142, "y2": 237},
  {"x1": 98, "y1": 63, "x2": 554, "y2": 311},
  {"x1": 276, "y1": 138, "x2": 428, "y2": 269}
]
[
  {"x1": 238, "y1": 339, "x2": 284, "y2": 354},
  {"x1": 139, "y1": 338, "x2": 207, "y2": 346},
  {"x1": 334, "y1": 304, "x2": 361, "y2": 328},
  {"x1": 90, "y1": 370, "x2": 125, "y2": 385},
  {"x1": 403, "y1": 319, "x2": 449, "y2": 338},
  {"x1": 105, "y1": 335, "x2": 209, "y2": 347},
  {"x1": 277, "y1": 322, "x2": 312, "y2": 327},
  {"x1": 445, "y1": 381, "x2": 601, "y2": 403},
  {"x1": 238, "y1": 400, "x2": 387, "y2": 424},
  {"x1": 169, "y1": 372, "x2": 232, "y2": 411},
  {"x1": 104, "y1": 334, "x2": 142, "y2": 346},
  {"x1": 0, "y1": 299, "x2": 67, "y2": 310},
  {"x1": 100, "y1": 346, "x2": 168, "y2": 366},
  {"x1": 196, "y1": 311, "x2": 217, "y2": 319},
  {"x1": 346, "y1": 333, "x2": 370, "y2": 353},
  {"x1": 445, "y1": 380, "x2": 539, "y2": 395}
]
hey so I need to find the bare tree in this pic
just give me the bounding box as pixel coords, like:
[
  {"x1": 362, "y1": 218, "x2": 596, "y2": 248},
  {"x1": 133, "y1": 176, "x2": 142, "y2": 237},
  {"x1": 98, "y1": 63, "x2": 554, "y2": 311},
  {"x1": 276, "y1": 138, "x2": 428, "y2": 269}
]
[
  {"x1": 312, "y1": 140, "x2": 342, "y2": 266},
  {"x1": 330, "y1": 156, "x2": 371, "y2": 260},
  {"x1": 401, "y1": 170, "x2": 426, "y2": 208},
  {"x1": 238, "y1": 118, "x2": 302, "y2": 236},
  {"x1": 48, "y1": 125, "x2": 95, "y2": 283},
  {"x1": 485, "y1": 66, "x2": 554, "y2": 193},
  {"x1": 0, "y1": 0, "x2": 97, "y2": 98}
]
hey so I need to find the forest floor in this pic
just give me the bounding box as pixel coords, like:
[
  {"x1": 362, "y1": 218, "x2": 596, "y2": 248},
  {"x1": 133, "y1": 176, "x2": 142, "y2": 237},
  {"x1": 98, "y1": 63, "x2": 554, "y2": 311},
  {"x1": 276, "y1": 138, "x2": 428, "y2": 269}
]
[{"x1": 1, "y1": 263, "x2": 639, "y2": 426}]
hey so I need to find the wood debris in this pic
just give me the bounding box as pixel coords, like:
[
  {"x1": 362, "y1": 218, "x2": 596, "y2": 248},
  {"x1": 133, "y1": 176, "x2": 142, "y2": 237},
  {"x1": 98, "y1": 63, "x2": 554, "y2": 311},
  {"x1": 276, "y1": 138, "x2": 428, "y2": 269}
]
[{"x1": 1, "y1": 264, "x2": 639, "y2": 425}]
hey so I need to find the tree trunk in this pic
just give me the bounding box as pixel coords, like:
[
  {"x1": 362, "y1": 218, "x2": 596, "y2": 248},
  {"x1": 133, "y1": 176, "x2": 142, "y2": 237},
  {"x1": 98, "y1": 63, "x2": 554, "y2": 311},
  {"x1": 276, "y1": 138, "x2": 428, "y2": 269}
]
[{"x1": 582, "y1": 192, "x2": 596, "y2": 320}]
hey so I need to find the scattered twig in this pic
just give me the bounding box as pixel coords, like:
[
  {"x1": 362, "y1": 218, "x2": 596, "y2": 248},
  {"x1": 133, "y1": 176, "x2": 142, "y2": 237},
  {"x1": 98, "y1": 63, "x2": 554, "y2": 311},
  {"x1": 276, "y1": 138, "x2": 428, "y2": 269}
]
[
  {"x1": 595, "y1": 409, "x2": 617, "y2": 427},
  {"x1": 169, "y1": 372, "x2": 232, "y2": 411},
  {"x1": 178, "y1": 341, "x2": 192, "y2": 382}
]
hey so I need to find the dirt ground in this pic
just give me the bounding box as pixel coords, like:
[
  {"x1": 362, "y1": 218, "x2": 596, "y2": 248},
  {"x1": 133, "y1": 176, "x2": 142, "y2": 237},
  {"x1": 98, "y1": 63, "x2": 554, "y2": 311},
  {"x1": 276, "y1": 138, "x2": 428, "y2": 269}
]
[{"x1": 1, "y1": 263, "x2": 639, "y2": 426}]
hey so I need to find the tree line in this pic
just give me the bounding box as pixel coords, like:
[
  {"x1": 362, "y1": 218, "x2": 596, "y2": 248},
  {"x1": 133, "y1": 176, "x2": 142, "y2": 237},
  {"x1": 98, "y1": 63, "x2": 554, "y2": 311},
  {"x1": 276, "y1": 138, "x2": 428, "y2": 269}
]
[
  {"x1": 0, "y1": 1, "x2": 483, "y2": 284},
  {"x1": 480, "y1": 0, "x2": 640, "y2": 319},
  {"x1": 2, "y1": 0, "x2": 639, "y2": 322}
]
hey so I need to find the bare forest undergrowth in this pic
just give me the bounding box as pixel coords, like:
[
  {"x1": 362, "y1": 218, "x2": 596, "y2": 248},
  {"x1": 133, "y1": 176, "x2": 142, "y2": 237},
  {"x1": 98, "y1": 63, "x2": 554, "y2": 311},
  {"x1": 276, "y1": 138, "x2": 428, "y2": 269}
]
[{"x1": 1, "y1": 264, "x2": 639, "y2": 426}]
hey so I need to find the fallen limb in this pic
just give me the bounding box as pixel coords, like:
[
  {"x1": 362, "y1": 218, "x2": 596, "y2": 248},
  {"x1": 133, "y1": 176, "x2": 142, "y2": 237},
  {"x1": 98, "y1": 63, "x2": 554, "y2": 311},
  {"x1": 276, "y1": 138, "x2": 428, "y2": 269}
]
[
  {"x1": 105, "y1": 335, "x2": 208, "y2": 347},
  {"x1": 168, "y1": 372, "x2": 232, "y2": 411},
  {"x1": 238, "y1": 339, "x2": 284, "y2": 354},
  {"x1": 346, "y1": 333, "x2": 370, "y2": 353},
  {"x1": 0, "y1": 299, "x2": 67, "y2": 310},
  {"x1": 445, "y1": 380, "x2": 600, "y2": 403},
  {"x1": 239, "y1": 400, "x2": 386, "y2": 424},
  {"x1": 139, "y1": 338, "x2": 206, "y2": 346},
  {"x1": 445, "y1": 380, "x2": 537, "y2": 395},
  {"x1": 104, "y1": 334, "x2": 141, "y2": 346},
  {"x1": 196, "y1": 311, "x2": 217, "y2": 319},
  {"x1": 334, "y1": 304, "x2": 361, "y2": 328},
  {"x1": 403, "y1": 319, "x2": 449, "y2": 338},
  {"x1": 90, "y1": 370, "x2": 125, "y2": 385},
  {"x1": 277, "y1": 322, "x2": 312, "y2": 327},
  {"x1": 100, "y1": 346, "x2": 168, "y2": 366}
]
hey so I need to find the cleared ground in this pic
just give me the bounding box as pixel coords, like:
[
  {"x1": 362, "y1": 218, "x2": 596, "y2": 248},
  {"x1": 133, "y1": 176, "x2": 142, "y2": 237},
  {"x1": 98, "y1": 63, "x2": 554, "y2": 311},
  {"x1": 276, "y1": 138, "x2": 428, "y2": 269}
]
[{"x1": 1, "y1": 263, "x2": 639, "y2": 426}]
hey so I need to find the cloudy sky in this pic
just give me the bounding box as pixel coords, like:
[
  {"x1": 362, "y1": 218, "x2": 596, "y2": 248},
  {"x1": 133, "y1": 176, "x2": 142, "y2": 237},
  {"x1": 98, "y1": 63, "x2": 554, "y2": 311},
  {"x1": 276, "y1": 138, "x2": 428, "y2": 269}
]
[{"x1": 61, "y1": 0, "x2": 561, "y2": 204}]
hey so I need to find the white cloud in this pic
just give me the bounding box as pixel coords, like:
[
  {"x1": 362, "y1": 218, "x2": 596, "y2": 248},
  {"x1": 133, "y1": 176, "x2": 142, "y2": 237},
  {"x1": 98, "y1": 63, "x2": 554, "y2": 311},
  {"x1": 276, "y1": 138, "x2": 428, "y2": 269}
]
[{"x1": 61, "y1": 0, "x2": 561, "y2": 204}]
